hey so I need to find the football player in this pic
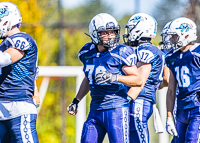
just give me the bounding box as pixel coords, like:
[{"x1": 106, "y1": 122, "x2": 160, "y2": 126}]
[
  {"x1": 160, "y1": 21, "x2": 179, "y2": 117},
  {"x1": 67, "y1": 13, "x2": 143, "y2": 143},
  {"x1": 123, "y1": 13, "x2": 165, "y2": 143},
  {"x1": 165, "y1": 17, "x2": 200, "y2": 142},
  {"x1": 159, "y1": 21, "x2": 172, "y2": 89},
  {"x1": 0, "y1": 2, "x2": 39, "y2": 142}
]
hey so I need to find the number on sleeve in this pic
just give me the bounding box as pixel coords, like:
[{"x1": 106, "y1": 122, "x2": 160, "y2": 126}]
[
  {"x1": 12, "y1": 37, "x2": 30, "y2": 50},
  {"x1": 138, "y1": 49, "x2": 154, "y2": 63},
  {"x1": 126, "y1": 54, "x2": 137, "y2": 66}
]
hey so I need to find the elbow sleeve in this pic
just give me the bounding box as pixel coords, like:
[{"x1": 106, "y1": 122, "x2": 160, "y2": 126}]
[{"x1": 0, "y1": 51, "x2": 12, "y2": 67}]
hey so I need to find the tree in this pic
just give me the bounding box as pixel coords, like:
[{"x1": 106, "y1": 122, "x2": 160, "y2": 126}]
[
  {"x1": 184, "y1": 0, "x2": 200, "y2": 43},
  {"x1": 152, "y1": 0, "x2": 185, "y2": 31},
  {"x1": 63, "y1": 0, "x2": 112, "y2": 27}
]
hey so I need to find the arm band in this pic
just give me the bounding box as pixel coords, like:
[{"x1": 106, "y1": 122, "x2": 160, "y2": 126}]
[
  {"x1": 72, "y1": 98, "x2": 80, "y2": 104},
  {"x1": 0, "y1": 51, "x2": 12, "y2": 67}
]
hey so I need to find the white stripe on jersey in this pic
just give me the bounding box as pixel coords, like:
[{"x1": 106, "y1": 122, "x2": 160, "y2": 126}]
[
  {"x1": 7, "y1": 37, "x2": 15, "y2": 47},
  {"x1": 122, "y1": 107, "x2": 129, "y2": 143},
  {"x1": 198, "y1": 127, "x2": 200, "y2": 143},
  {"x1": 134, "y1": 99, "x2": 148, "y2": 143},
  {"x1": 78, "y1": 50, "x2": 88, "y2": 58},
  {"x1": 189, "y1": 43, "x2": 200, "y2": 52},
  {"x1": 159, "y1": 54, "x2": 165, "y2": 81},
  {"x1": 191, "y1": 51, "x2": 200, "y2": 57},
  {"x1": 21, "y1": 114, "x2": 34, "y2": 143}
]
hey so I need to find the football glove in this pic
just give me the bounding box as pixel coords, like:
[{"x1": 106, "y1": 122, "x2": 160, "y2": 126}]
[
  {"x1": 166, "y1": 117, "x2": 178, "y2": 136},
  {"x1": 33, "y1": 98, "x2": 40, "y2": 108},
  {"x1": 95, "y1": 71, "x2": 118, "y2": 85},
  {"x1": 67, "y1": 98, "x2": 80, "y2": 115},
  {"x1": 127, "y1": 96, "x2": 134, "y2": 104}
]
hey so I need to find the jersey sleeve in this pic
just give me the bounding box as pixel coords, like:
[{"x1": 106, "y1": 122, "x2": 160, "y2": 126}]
[
  {"x1": 111, "y1": 45, "x2": 137, "y2": 66},
  {"x1": 123, "y1": 46, "x2": 137, "y2": 66},
  {"x1": 35, "y1": 67, "x2": 39, "y2": 79},
  {"x1": 78, "y1": 43, "x2": 96, "y2": 63},
  {"x1": 6, "y1": 37, "x2": 31, "y2": 51},
  {"x1": 137, "y1": 48, "x2": 155, "y2": 64},
  {"x1": 165, "y1": 54, "x2": 173, "y2": 70},
  {"x1": 161, "y1": 49, "x2": 169, "y2": 57}
]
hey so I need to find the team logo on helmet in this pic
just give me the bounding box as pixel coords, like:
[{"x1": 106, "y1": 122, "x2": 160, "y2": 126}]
[
  {"x1": 176, "y1": 23, "x2": 191, "y2": 32},
  {"x1": 106, "y1": 22, "x2": 115, "y2": 29},
  {"x1": 130, "y1": 16, "x2": 143, "y2": 24},
  {"x1": 0, "y1": 8, "x2": 9, "y2": 18},
  {"x1": 163, "y1": 25, "x2": 170, "y2": 31}
]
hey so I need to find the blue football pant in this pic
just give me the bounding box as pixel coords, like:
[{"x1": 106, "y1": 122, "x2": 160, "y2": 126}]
[
  {"x1": 81, "y1": 107, "x2": 129, "y2": 143},
  {"x1": 171, "y1": 107, "x2": 200, "y2": 143},
  {"x1": 129, "y1": 99, "x2": 153, "y2": 143},
  {"x1": 0, "y1": 114, "x2": 39, "y2": 143}
]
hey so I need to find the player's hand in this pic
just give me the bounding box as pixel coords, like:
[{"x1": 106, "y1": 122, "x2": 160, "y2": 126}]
[
  {"x1": 166, "y1": 117, "x2": 178, "y2": 136},
  {"x1": 67, "y1": 98, "x2": 80, "y2": 116},
  {"x1": 95, "y1": 71, "x2": 118, "y2": 85},
  {"x1": 33, "y1": 98, "x2": 40, "y2": 108}
]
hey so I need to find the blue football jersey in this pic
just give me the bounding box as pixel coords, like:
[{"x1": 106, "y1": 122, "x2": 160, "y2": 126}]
[
  {"x1": 79, "y1": 43, "x2": 137, "y2": 110},
  {"x1": 161, "y1": 48, "x2": 174, "y2": 58},
  {"x1": 78, "y1": 42, "x2": 98, "y2": 63},
  {"x1": 161, "y1": 48, "x2": 179, "y2": 94},
  {"x1": 166, "y1": 43, "x2": 200, "y2": 109},
  {"x1": 0, "y1": 32, "x2": 38, "y2": 102},
  {"x1": 136, "y1": 43, "x2": 165, "y2": 103}
]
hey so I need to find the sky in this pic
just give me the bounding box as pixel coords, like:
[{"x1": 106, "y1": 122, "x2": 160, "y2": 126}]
[{"x1": 61, "y1": 0, "x2": 161, "y2": 19}]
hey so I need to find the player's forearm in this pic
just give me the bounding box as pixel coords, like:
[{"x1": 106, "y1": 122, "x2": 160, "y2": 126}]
[
  {"x1": 158, "y1": 80, "x2": 168, "y2": 89},
  {"x1": 166, "y1": 90, "x2": 176, "y2": 117},
  {"x1": 75, "y1": 76, "x2": 90, "y2": 101},
  {"x1": 127, "y1": 86, "x2": 143, "y2": 100},
  {"x1": 117, "y1": 74, "x2": 143, "y2": 87}
]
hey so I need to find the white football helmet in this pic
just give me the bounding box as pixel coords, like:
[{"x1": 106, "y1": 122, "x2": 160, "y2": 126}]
[
  {"x1": 160, "y1": 21, "x2": 171, "y2": 50},
  {"x1": 0, "y1": 2, "x2": 22, "y2": 39},
  {"x1": 167, "y1": 17, "x2": 197, "y2": 51},
  {"x1": 123, "y1": 13, "x2": 157, "y2": 45},
  {"x1": 89, "y1": 13, "x2": 120, "y2": 48}
]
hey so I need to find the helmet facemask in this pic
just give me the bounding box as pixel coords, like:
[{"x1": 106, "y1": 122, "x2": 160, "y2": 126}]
[
  {"x1": 123, "y1": 23, "x2": 141, "y2": 46},
  {"x1": 100, "y1": 31, "x2": 120, "y2": 49},
  {"x1": 89, "y1": 13, "x2": 120, "y2": 49},
  {"x1": 0, "y1": 18, "x2": 12, "y2": 39},
  {"x1": 160, "y1": 21, "x2": 173, "y2": 51},
  {"x1": 161, "y1": 33, "x2": 173, "y2": 51}
]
